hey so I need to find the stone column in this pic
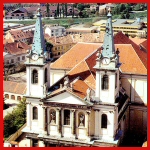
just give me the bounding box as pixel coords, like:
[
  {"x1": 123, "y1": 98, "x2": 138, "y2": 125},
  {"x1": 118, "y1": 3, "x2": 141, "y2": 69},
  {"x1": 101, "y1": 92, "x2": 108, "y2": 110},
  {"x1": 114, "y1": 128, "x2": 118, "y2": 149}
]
[
  {"x1": 42, "y1": 106, "x2": 46, "y2": 134},
  {"x1": 47, "y1": 107, "x2": 50, "y2": 135},
  {"x1": 86, "y1": 111, "x2": 91, "y2": 136},
  {"x1": 26, "y1": 102, "x2": 31, "y2": 130},
  {"x1": 38, "y1": 104, "x2": 45, "y2": 134},
  {"x1": 94, "y1": 109, "x2": 100, "y2": 138},
  {"x1": 56, "y1": 107, "x2": 61, "y2": 134},
  {"x1": 71, "y1": 109, "x2": 75, "y2": 136},
  {"x1": 61, "y1": 108, "x2": 64, "y2": 137}
]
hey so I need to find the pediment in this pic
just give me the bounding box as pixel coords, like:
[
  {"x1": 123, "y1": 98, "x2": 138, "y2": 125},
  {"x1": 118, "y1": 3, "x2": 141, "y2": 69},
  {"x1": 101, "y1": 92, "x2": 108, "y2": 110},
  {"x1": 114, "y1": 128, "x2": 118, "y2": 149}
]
[{"x1": 46, "y1": 91, "x2": 87, "y2": 105}]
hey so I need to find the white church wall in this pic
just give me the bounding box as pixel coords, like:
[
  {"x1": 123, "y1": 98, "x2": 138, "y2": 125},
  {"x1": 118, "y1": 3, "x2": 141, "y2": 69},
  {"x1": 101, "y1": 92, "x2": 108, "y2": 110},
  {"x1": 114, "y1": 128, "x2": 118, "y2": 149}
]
[
  {"x1": 50, "y1": 69, "x2": 69, "y2": 86},
  {"x1": 120, "y1": 74, "x2": 147, "y2": 105}
]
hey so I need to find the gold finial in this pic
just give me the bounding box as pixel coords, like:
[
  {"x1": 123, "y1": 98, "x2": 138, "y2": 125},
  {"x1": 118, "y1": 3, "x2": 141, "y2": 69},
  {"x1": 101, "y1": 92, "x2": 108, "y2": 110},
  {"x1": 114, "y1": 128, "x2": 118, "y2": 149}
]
[{"x1": 108, "y1": 7, "x2": 112, "y2": 13}]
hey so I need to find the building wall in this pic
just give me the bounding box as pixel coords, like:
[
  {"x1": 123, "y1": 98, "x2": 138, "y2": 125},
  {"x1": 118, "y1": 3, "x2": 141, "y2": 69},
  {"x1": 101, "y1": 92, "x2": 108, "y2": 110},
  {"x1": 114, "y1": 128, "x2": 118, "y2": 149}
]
[
  {"x1": 120, "y1": 74, "x2": 147, "y2": 105},
  {"x1": 50, "y1": 69, "x2": 70, "y2": 86},
  {"x1": 4, "y1": 92, "x2": 24, "y2": 101},
  {"x1": 52, "y1": 43, "x2": 75, "y2": 59}
]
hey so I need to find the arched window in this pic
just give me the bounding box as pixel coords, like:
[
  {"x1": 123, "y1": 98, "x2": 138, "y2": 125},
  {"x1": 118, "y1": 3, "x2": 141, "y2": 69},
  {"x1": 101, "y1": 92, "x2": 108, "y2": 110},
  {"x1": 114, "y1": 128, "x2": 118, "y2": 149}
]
[
  {"x1": 101, "y1": 114, "x2": 107, "y2": 128},
  {"x1": 102, "y1": 74, "x2": 109, "y2": 90},
  {"x1": 32, "y1": 69, "x2": 38, "y2": 84},
  {"x1": 50, "y1": 109, "x2": 56, "y2": 124},
  {"x1": 78, "y1": 112, "x2": 85, "y2": 127},
  {"x1": 33, "y1": 107, "x2": 38, "y2": 120},
  {"x1": 44, "y1": 68, "x2": 47, "y2": 83},
  {"x1": 64, "y1": 110, "x2": 70, "y2": 125}
]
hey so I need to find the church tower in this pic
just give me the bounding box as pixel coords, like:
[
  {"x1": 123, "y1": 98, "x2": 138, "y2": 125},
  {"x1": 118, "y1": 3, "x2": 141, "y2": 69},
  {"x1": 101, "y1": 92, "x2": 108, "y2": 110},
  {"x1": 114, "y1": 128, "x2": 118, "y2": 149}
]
[
  {"x1": 25, "y1": 8, "x2": 51, "y2": 98},
  {"x1": 94, "y1": 7, "x2": 120, "y2": 103}
]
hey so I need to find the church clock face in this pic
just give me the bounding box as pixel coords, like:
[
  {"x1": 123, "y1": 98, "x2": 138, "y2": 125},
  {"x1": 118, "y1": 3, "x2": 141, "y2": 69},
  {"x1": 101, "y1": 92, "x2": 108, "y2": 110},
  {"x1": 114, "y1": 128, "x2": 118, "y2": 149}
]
[
  {"x1": 32, "y1": 53, "x2": 39, "y2": 61},
  {"x1": 102, "y1": 57, "x2": 110, "y2": 65}
]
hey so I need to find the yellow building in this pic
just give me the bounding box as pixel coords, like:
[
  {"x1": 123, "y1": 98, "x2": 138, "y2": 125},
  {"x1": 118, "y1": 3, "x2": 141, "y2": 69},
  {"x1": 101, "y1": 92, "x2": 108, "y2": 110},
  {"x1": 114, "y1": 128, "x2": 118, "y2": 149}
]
[
  {"x1": 93, "y1": 18, "x2": 147, "y2": 38},
  {"x1": 45, "y1": 34, "x2": 76, "y2": 59}
]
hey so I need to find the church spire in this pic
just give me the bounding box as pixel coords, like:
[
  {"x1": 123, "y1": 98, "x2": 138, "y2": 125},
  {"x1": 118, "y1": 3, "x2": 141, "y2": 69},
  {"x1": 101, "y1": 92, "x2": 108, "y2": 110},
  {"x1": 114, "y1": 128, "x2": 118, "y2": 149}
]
[
  {"x1": 32, "y1": 8, "x2": 45, "y2": 56},
  {"x1": 101, "y1": 7, "x2": 115, "y2": 58}
]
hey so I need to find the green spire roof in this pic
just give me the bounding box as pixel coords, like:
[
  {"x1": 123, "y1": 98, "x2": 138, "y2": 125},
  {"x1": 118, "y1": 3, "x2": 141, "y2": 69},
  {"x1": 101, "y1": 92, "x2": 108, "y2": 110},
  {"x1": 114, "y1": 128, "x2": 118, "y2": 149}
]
[
  {"x1": 102, "y1": 8, "x2": 115, "y2": 58},
  {"x1": 32, "y1": 8, "x2": 45, "y2": 55}
]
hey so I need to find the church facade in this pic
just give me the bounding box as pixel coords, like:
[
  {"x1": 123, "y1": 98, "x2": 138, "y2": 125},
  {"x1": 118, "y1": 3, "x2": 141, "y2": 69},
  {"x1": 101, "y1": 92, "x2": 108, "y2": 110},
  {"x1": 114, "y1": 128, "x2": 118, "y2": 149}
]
[{"x1": 20, "y1": 8, "x2": 147, "y2": 147}]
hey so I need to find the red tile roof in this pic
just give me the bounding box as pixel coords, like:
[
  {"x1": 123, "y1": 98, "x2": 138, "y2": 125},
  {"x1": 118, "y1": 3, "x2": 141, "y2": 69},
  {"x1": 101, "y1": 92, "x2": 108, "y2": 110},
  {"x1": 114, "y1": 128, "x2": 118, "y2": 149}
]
[
  {"x1": 4, "y1": 41, "x2": 31, "y2": 55},
  {"x1": 116, "y1": 44, "x2": 147, "y2": 75},
  {"x1": 114, "y1": 31, "x2": 147, "y2": 69},
  {"x1": 140, "y1": 40, "x2": 147, "y2": 52},
  {"x1": 51, "y1": 42, "x2": 102, "y2": 70},
  {"x1": 4, "y1": 81, "x2": 26, "y2": 95},
  {"x1": 129, "y1": 37, "x2": 146, "y2": 45},
  {"x1": 8, "y1": 30, "x2": 34, "y2": 41}
]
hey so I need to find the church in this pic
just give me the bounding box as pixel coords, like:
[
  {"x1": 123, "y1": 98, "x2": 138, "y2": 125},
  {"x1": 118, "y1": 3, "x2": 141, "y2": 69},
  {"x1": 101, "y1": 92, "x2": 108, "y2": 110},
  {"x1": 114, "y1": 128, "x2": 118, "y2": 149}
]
[{"x1": 21, "y1": 8, "x2": 147, "y2": 147}]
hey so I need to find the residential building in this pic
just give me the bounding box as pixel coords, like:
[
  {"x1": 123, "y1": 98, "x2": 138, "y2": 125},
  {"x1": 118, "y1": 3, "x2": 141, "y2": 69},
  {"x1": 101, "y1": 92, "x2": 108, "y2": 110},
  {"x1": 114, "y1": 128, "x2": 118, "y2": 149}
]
[
  {"x1": 5, "y1": 8, "x2": 29, "y2": 19},
  {"x1": 4, "y1": 81, "x2": 26, "y2": 101},
  {"x1": 18, "y1": 8, "x2": 147, "y2": 147},
  {"x1": 66, "y1": 24, "x2": 97, "y2": 35},
  {"x1": 45, "y1": 33, "x2": 104, "y2": 60},
  {"x1": 4, "y1": 41, "x2": 31, "y2": 75},
  {"x1": 5, "y1": 29, "x2": 34, "y2": 44},
  {"x1": 45, "y1": 34, "x2": 75, "y2": 59},
  {"x1": 93, "y1": 18, "x2": 147, "y2": 38},
  {"x1": 3, "y1": 23, "x2": 24, "y2": 36},
  {"x1": 44, "y1": 25, "x2": 66, "y2": 37}
]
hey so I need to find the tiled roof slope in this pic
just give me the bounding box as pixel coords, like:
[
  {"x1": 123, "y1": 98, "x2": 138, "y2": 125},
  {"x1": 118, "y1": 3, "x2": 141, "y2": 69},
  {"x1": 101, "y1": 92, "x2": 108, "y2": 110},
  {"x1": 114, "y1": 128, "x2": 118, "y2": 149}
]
[
  {"x1": 114, "y1": 31, "x2": 147, "y2": 68},
  {"x1": 140, "y1": 40, "x2": 147, "y2": 52},
  {"x1": 8, "y1": 30, "x2": 34, "y2": 41},
  {"x1": 116, "y1": 44, "x2": 147, "y2": 75},
  {"x1": 45, "y1": 34, "x2": 75, "y2": 46},
  {"x1": 72, "y1": 33, "x2": 104, "y2": 43},
  {"x1": 49, "y1": 43, "x2": 147, "y2": 101},
  {"x1": 129, "y1": 37, "x2": 146, "y2": 45},
  {"x1": 4, "y1": 81, "x2": 26, "y2": 95},
  {"x1": 4, "y1": 41, "x2": 31, "y2": 55},
  {"x1": 51, "y1": 42, "x2": 102, "y2": 69}
]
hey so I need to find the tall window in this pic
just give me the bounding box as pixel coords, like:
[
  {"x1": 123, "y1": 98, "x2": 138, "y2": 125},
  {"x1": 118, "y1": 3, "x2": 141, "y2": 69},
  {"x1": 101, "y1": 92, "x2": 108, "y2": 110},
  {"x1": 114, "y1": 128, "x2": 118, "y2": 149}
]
[
  {"x1": 32, "y1": 69, "x2": 38, "y2": 84},
  {"x1": 102, "y1": 74, "x2": 109, "y2": 90},
  {"x1": 33, "y1": 107, "x2": 38, "y2": 120},
  {"x1": 44, "y1": 68, "x2": 47, "y2": 83},
  {"x1": 101, "y1": 114, "x2": 107, "y2": 128},
  {"x1": 64, "y1": 110, "x2": 70, "y2": 125},
  {"x1": 115, "y1": 73, "x2": 117, "y2": 89}
]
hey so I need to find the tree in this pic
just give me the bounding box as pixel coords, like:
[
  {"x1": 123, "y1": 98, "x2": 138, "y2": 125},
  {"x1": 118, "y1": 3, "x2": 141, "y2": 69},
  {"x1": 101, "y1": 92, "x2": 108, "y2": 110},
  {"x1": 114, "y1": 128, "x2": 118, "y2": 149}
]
[
  {"x1": 65, "y1": 3, "x2": 68, "y2": 17},
  {"x1": 62, "y1": 4, "x2": 65, "y2": 18},
  {"x1": 4, "y1": 98, "x2": 26, "y2": 138},
  {"x1": 134, "y1": 4, "x2": 142, "y2": 11},
  {"x1": 72, "y1": 4, "x2": 75, "y2": 18},
  {"x1": 120, "y1": 13, "x2": 125, "y2": 19},
  {"x1": 77, "y1": 3, "x2": 85, "y2": 11},
  {"x1": 119, "y1": 4, "x2": 126, "y2": 12},
  {"x1": 56, "y1": 3, "x2": 60, "y2": 17},
  {"x1": 126, "y1": 12, "x2": 130, "y2": 19},
  {"x1": 46, "y1": 3, "x2": 50, "y2": 17}
]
